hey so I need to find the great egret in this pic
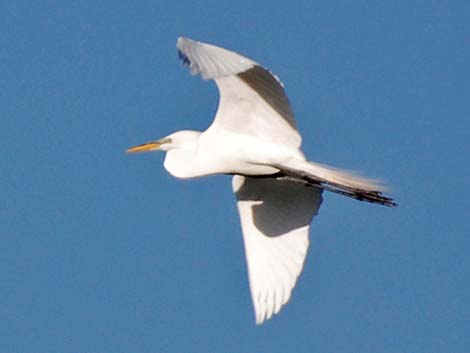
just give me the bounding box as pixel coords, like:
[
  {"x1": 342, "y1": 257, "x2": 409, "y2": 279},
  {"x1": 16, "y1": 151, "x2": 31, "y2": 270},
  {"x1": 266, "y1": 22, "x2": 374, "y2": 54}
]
[{"x1": 127, "y1": 37, "x2": 396, "y2": 324}]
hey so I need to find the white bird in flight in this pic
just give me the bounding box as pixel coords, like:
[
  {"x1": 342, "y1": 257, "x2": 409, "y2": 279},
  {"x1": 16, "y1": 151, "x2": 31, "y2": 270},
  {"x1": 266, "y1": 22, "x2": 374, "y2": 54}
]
[{"x1": 127, "y1": 37, "x2": 396, "y2": 324}]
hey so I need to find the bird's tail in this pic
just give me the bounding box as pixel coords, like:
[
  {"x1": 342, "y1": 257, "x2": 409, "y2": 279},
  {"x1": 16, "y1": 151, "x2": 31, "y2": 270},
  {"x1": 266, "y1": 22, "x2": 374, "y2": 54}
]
[{"x1": 275, "y1": 159, "x2": 397, "y2": 207}]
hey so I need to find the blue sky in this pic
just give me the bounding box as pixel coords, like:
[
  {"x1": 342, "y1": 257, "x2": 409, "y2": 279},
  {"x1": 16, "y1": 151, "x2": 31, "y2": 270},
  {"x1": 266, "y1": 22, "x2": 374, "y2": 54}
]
[{"x1": 1, "y1": 1, "x2": 469, "y2": 352}]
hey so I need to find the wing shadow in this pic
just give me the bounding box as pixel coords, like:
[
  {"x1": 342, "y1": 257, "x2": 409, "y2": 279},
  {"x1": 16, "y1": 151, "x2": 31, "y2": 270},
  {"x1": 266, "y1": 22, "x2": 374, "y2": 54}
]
[{"x1": 235, "y1": 177, "x2": 323, "y2": 238}]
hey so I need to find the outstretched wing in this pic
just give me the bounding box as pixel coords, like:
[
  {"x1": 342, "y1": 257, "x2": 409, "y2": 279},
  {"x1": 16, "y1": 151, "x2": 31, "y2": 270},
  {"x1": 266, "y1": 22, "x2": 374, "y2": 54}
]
[
  {"x1": 232, "y1": 175, "x2": 323, "y2": 324},
  {"x1": 177, "y1": 37, "x2": 302, "y2": 148}
]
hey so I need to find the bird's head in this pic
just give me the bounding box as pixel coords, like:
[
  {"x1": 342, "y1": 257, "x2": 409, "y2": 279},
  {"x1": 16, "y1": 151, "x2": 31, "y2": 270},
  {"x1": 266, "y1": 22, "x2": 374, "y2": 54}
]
[{"x1": 127, "y1": 130, "x2": 201, "y2": 178}]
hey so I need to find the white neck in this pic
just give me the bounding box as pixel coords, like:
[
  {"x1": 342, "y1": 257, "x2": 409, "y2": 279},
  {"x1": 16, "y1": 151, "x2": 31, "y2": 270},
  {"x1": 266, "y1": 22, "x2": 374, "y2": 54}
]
[{"x1": 163, "y1": 130, "x2": 205, "y2": 178}]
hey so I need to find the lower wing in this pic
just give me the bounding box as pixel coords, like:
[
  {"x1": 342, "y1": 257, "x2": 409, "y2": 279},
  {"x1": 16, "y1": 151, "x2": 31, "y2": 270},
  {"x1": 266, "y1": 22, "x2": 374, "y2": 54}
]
[{"x1": 232, "y1": 175, "x2": 323, "y2": 324}]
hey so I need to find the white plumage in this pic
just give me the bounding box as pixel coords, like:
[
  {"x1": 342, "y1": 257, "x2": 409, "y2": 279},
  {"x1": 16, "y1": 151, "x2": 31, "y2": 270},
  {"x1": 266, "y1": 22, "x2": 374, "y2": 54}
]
[
  {"x1": 177, "y1": 37, "x2": 256, "y2": 79},
  {"x1": 233, "y1": 176, "x2": 322, "y2": 323},
  {"x1": 127, "y1": 37, "x2": 395, "y2": 324}
]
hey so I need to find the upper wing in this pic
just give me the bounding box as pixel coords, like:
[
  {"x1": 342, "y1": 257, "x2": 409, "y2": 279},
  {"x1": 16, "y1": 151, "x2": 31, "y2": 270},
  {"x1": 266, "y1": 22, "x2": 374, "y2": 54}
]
[
  {"x1": 232, "y1": 175, "x2": 323, "y2": 324},
  {"x1": 177, "y1": 37, "x2": 302, "y2": 148}
]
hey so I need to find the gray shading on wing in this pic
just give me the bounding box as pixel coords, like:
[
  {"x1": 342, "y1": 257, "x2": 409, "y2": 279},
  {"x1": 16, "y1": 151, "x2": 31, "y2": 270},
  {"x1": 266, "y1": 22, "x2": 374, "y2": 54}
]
[
  {"x1": 177, "y1": 37, "x2": 302, "y2": 148},
  {"x1": 238, "y1": 65, "x2": 297, "y2": 130},
  {"x1": 232, "y1": 175, "x2": 323, "y2": 324}
]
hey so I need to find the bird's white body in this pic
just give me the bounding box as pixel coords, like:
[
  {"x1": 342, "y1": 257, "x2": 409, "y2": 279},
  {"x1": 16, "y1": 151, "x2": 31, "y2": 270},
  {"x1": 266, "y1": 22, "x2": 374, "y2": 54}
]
[
  {"x1": 163, "y1": 130, "x2": 304, "y2": 178},
  {"x1": 128, "y1": 37, "x2": 395, "y2": 324}
]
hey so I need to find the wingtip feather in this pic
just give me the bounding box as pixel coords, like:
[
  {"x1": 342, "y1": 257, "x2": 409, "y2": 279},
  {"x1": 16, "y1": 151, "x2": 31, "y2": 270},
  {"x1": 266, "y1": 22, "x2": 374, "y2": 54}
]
[{"x1": 176, "y1": 36, "x2": 256, "y2": 80}]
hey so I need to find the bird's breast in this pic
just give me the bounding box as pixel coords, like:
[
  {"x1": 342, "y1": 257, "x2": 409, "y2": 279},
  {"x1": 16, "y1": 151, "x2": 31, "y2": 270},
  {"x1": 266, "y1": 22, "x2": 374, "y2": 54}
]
[{"x1": 195, "y1": 132, "x2": 303, "y2": 176}]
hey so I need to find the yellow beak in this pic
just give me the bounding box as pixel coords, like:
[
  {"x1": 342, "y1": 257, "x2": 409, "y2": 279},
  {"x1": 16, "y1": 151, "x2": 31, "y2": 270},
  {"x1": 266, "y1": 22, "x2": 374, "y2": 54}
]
[{"x1": 126, "y1": 138, "x2": 170, "y2": 153}]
